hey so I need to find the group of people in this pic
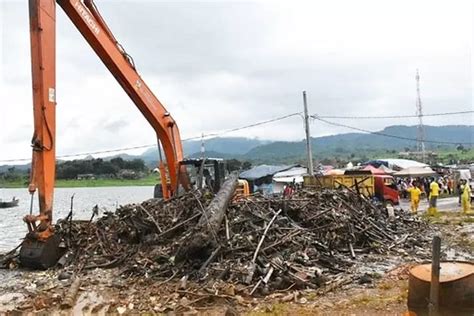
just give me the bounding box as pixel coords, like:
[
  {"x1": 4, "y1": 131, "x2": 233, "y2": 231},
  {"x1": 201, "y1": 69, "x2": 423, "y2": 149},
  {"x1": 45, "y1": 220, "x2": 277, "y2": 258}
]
[
  {"x1": 403, "y1": 177, "x2": 471, "y2": 215},
  {"x1": 397, "y1": 176, "x2": 455, "y2": 199}
]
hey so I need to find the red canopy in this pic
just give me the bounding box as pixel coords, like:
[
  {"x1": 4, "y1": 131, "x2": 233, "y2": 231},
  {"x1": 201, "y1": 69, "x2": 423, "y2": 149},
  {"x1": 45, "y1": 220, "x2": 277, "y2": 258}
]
[{"x1": 363, "y1": 165, "x2": 386, "y2": 175}]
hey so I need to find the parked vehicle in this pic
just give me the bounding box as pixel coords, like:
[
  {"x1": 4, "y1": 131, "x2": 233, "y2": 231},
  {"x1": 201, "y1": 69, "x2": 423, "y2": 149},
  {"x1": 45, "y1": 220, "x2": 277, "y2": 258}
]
[{"x1": 304, "y1": 170, "x2": 399, "y2": 206}]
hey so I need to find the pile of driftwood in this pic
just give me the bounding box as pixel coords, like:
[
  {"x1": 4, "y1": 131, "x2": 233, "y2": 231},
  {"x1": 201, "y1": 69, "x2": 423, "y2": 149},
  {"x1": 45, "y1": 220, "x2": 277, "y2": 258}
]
[{"x1": 56, "y1": 177, "x2": 428, "y2": 295}]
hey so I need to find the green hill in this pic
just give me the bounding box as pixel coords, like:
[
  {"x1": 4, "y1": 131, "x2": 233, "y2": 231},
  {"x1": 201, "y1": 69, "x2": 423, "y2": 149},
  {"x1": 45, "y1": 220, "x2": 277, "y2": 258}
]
[
  {"x1": 4, "y1": 125, "x2": 470, "y2": 170},
  {"x1": 243, "y1": 125, "x2": 473, "y2": 162},
  {"x1": 139, "y1": 137, "x2": 267, "y2": 164},
  {"x1": 137, "y1": 125, "x2": 472, "y2": 165}
]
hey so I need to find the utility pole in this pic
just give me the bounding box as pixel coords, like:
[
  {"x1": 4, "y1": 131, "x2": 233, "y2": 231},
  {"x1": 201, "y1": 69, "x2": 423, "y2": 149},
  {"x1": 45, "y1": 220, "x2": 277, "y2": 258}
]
[
  {"x1": 200, "y1": 133, "x2": 205, "y2": 159},
  {"x1": 198, "y1": 133, "x2": 205, "y2": 190},
  {"x1": 416, "y1": 69, "x2": 426, "y2": 163},
  {"x1": 303, "y1": 91, "x2": 314, "y2": 176}
]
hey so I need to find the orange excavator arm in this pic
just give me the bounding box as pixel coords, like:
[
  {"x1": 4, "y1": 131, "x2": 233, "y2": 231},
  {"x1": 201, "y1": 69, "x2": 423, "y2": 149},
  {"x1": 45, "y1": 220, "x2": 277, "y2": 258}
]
[
  {"x1": 59, "y1": 0, "x2": 186, "y2": 196},
  {"x1": 22, "y1": 0, "x2": 187, "y2": 268}
]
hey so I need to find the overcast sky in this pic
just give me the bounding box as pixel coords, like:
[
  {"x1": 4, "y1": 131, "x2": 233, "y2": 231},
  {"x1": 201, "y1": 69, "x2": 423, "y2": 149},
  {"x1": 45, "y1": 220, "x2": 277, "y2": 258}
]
[{"x1": 0, "y1": 0, "x2": 472, "y2": 163}]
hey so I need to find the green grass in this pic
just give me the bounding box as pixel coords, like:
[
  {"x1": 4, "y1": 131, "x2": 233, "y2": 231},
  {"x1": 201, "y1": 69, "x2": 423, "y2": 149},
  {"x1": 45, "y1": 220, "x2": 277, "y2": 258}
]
[
  {"x1": 436, "y1": 148, "x2": 474, "y2": 162},
  {"x1": 0, "y1": 178, "x2": 26, "y2": 188},
  {"x1": 1, "y1": 174, "x2": 159, "y2": 188}
]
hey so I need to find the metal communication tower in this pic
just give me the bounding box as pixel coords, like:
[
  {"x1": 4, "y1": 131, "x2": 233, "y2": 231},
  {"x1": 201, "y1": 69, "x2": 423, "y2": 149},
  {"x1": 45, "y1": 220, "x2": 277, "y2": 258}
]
[
  {"x1": 200, "y1": 133, "x2": 205, "y2": 158},
  {"x1": 415, "y1": 69, "x2": 426, "y2": 162}
]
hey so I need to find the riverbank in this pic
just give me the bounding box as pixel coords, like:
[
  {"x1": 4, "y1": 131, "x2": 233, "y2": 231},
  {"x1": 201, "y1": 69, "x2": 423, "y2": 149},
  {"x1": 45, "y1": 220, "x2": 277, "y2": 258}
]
[
  {"x1": 0, "y1": 174, "x2": 158, "y2": 188},
  {"x1": 0, "y1": 186, "x2": 155, "y2": 252}
]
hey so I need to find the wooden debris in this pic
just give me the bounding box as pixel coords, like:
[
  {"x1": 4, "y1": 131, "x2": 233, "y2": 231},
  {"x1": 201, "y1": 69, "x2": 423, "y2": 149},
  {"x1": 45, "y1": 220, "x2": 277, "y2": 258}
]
[
  {"x1": 60, "y1": 277, "x2": 81, "y2": 309},
  {"x1": 175, "y1": 174, "x2": 238, "y2": 262},
  {"x1": 53, "y1": 186, "x2": 430, "y2": 297}
]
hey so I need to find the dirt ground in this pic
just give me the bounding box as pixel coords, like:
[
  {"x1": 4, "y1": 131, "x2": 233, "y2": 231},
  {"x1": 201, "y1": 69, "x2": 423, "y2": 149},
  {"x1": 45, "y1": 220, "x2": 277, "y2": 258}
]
[
  {"x1": 1, "y1": 211, "x2": 473, "y2": 315},
  {"x1": 0, "y1": 267, "x2": 414, "y2": 315}
]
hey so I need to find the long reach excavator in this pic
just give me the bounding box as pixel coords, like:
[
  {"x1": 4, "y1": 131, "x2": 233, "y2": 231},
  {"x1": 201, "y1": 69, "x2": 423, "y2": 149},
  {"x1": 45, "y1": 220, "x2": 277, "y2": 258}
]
[{"x1": 20, "y1": 0, "x2": 231, "y2": 269}]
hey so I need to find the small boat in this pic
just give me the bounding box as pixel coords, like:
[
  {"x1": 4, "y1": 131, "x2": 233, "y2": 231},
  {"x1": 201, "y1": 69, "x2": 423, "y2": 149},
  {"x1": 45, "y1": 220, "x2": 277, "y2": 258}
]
[{"x1": 0, "y1": 197, "x2": 19, "y2": 208}]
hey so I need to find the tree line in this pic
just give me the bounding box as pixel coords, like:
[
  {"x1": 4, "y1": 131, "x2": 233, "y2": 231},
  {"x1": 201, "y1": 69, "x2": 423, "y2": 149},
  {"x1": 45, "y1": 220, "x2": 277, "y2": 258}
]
[
  {"x1": 1, "y1": 157, "x2": 254, "y2": 184},
  {"x1": 56, "y1": 157, "x2": 146, "y2": 179}
]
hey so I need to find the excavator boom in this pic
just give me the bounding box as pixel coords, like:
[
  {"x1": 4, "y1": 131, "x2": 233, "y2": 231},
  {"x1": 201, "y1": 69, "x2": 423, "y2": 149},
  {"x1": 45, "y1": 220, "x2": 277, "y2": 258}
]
[
  {"x1": 21, "y1": 0, "x2": 188, "y2": 269},
  {"x1": 57, "y1": 0, "x2": 185, "y2": 196}
]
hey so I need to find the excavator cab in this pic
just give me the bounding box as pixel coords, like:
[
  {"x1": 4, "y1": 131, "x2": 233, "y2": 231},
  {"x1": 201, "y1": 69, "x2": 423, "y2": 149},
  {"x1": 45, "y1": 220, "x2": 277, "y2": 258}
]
[
  {"x1": 183, "y1": 158, "x2": 227, "y2": 193},
  {"x1": 154, "y1": 158, "x2": 227, "y2": 198}
]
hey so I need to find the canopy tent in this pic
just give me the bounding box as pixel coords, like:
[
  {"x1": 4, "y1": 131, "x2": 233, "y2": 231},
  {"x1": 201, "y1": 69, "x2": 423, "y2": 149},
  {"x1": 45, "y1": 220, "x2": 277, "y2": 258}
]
[
  {"x1": 273, "y1": 167, "x2": 308, "y2": 183},
  {"x1": 362, "y1": 165, "x2": 386, "y2": 175},
  {"x1": 366, "y1": 159, "x2": 428, "y2": 171},
  {"x1": 272, "y1": 167, "x2": 308, "y2": 194},
  {"x1": 378, "y1": 165, "x2": 396, "y2": 175},
  {"x1": 316, "y1": 165, "x2": 334, "y2": 175},
  {"x1": 273, "y1": 176, "x2": 305, "y2": 183},
  {"x1": 239, "y1": 165, "x2": 295, "y2": 181},
  {"x1": 394, "y1": 167, "x2": 437, "y2": 177},
  {"x1": 324, "y1": 169, "x2": 345, "y2": 175},
  {"x1": 240, "y1": 164, "x2": 298, "y2": 195}
]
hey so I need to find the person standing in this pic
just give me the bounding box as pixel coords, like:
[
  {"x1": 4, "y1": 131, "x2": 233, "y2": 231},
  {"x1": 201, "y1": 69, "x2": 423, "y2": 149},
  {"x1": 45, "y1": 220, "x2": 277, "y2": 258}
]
[
  {"x1": 447, "y1": 177, "x2": 453, "y2": 195},
  {"x1": 461, "y1": 179, "x2": 471, "y2": 214},
  {"x1": 458, "y1": 180, "x2": 465, "y2": 206},
  {"x1": 283, "y1": 183, "x2": 293, "y2": 198},
  {"x1": 440, "y1": 177, "x2": 447, "y2": 195},
  {"x1": 428, "y1": 177, "x2": 439, "y2": 216},
  {"x1": 407, "y1": 181, "x2": 422, "y2": 214},
  {"x1": 423, "y1": 178, "x2": 430, "y2": 202},
  {"x1": 401, "y1": 180, "x2": 408, "y2": 199}
]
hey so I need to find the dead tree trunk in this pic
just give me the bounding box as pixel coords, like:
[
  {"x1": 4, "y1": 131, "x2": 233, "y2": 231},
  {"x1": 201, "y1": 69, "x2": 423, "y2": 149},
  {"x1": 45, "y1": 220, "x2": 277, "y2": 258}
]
[{"x1": 175, "y1": 173, "x2": 238, "y2": 263}]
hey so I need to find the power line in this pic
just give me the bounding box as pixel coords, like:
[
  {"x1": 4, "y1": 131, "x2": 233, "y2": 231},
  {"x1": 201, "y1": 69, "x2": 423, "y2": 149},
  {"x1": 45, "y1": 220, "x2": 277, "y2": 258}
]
[
  {"x1": 316, "y1": 110, "x2": 474, "y2": 119},
  {"x1": 0, "y1": 144, "x2": 157, "y2": 163},
  {"x1": 312, "y1": 115, "x2": 473, "y2": 145},
  {"x1": 181, "y1": 112, "x2": 302, "y2": 141},
  {"x1": 0, "y1": 112, "x2": 302, "y2": 163},
  {"x1": 1, "y1": 109, "x2": 472, "y2": 164}
]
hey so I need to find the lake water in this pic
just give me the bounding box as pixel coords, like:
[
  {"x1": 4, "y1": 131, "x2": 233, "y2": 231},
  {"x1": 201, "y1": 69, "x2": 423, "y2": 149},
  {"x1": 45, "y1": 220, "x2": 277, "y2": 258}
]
[{"x1": 0, "y1": 186, "x2": 155, "y2": 252}]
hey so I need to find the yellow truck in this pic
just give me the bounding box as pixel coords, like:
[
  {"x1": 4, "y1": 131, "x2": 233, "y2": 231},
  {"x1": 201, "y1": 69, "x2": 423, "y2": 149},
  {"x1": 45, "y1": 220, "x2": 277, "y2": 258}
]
[{"x1": 304, "y1": 170, "x2": 400, "y2": 206}]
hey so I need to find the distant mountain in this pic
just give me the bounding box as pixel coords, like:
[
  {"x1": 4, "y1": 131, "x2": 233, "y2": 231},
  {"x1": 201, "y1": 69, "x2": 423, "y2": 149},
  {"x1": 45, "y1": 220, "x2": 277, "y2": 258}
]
[
  {"x1": 137, "y1": 125, "x2": 473, "y2": 164},
  {"x1": 140, "y1": 137, "x2": 268, "y2": 164},
  {"x1": 2, "y1": 125, "x2": 472, "y2": 169},
  {"x1": 243, "y1": 125, "x2": 473, "y2": 162},
  {"x1": 186, "y1": 150, "x2": 235, "y2": 159},
  {"x1": 183, "y1": 137, "x2": 269, "y2": 155},
  {"x1": 103, "y1": 153, "x2": 139, "y2": 161},
  {"x1": 317, "y1": 125, "x2": 474, "y2": 150}
]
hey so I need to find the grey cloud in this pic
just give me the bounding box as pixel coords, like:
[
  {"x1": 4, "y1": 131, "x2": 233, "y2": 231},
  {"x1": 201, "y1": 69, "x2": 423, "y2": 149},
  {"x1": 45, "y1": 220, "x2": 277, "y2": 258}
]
[
  {"x1": 103, "y1": 119, "x2": 130, "y2": 132},
  {"x1": 1, "y1": 0, "x2": 472, "y2": 161}
]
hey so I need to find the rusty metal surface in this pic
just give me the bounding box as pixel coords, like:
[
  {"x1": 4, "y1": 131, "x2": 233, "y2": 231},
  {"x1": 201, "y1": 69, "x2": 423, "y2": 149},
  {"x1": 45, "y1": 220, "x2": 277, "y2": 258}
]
[
  {"x1": 408, "y1": 262, "x2": 474, "y2": 312},
  {"x1": 410, "y1": 262, "x2": 474, "y2": 282}
]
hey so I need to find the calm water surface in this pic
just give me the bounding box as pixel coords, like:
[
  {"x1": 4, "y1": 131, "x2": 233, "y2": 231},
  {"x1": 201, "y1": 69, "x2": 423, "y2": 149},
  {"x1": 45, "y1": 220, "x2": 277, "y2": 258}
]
[{"x1": 0, "y1": 186, "x2": 154, "y2": 252}]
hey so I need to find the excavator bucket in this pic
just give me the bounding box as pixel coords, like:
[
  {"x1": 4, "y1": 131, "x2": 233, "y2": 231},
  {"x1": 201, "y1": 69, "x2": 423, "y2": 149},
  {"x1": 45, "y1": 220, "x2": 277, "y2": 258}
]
[{"x1": 20, "y1": 235, "x2": 62, "y2": 269}]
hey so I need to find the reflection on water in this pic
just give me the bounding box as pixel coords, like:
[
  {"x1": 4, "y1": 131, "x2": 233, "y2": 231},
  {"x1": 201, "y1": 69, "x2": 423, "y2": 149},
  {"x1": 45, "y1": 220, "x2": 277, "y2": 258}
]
[{"x1": 0, "y1": 186, "x2": 154, "y2": 252}]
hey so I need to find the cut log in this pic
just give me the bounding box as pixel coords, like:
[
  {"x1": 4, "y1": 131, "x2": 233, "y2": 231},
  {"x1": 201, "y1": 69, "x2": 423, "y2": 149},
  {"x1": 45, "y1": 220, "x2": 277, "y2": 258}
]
[
  {"x1": 175, "y1": 173, "x2": 238, "y2": 263},
  {"x1": 61, "y1": 277, "x2": 81, "y2": 309}
]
